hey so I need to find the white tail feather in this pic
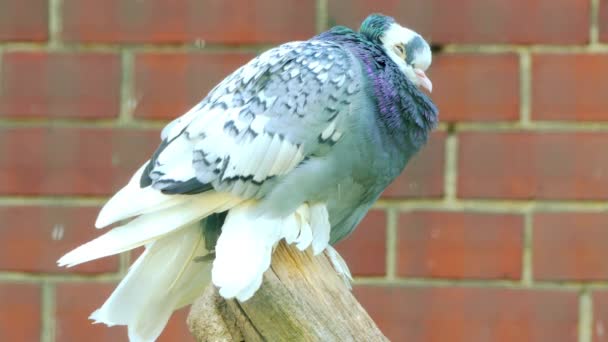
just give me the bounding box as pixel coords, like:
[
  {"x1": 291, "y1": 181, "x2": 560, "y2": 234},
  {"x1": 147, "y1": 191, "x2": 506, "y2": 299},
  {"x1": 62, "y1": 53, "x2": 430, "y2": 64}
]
[
  {"x1": 212, "y1": 202, "x2": 280, "y2": 300},
  {"x1": 90, "y1": 224, "x2": 212, "y2": 342},
  {"x1": 325, "y1": 245, "x2": 353, "y2": 289},
  {"x1": 310, "y1": 203, "x2": 331, "y2": 255},
  {"x1": 58, "y1": 192, "x2": 241, "y2": 267},
  {"x1": 211, "y1": 202, "x2": 330, "y2": 301}
]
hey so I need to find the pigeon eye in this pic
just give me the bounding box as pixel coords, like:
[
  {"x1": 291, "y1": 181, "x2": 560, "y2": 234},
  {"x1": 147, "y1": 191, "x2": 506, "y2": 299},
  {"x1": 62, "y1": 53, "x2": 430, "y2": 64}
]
[{"x1": 394, "y1": 44, "x2": 406, "y2": 60}]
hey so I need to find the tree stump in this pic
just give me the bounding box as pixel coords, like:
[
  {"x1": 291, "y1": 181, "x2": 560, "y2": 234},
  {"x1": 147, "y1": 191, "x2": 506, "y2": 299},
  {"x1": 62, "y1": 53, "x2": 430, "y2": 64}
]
[{"x1": 187, "y1": 242, "x2": 388, "y2": 341}]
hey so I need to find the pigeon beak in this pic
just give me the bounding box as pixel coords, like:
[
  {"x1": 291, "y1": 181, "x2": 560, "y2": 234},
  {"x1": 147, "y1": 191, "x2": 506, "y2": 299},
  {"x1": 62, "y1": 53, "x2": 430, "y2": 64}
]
[{"x1": 414, "y1": 68, "x2": 433, "y2": 93}]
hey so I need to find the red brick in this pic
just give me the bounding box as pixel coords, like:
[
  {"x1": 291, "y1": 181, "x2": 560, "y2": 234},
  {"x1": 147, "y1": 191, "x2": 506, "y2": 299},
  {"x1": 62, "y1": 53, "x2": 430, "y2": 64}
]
[
  {"x1": 335, "y1": 210, "x2": 387, "y2": 277},
  {"x1": 398, "y1": 212, "x2": 523, "y2": 279},
  {"x1": 600, "y1": 0, "x2": 608, "y2": 43},
  {"x1": 429, "y1": 54, "x2": 519, "y2": 122},
  {"x1": 382, "y1": 131, "x2": 445, "y2": 198},
  {"x1": 56, "y1": 283, "x2": 195, "y2": 341},
  {"x1": 0, "y1": 206, "x2": 118, "y2": 274},
  {"x1": 0, "y1": 283, "x2": 40, "y2": 342},
  {"x1": 0, "y1": 0, "x2": 48, "y2": 41},
  {"x1": 354, "y1": 286, "x2": 578, "y2": 342},
  {"x1": 534, "y1": 212, "x2": 608, "y2": 281},
  {"x1": 56, "y1": 283, "x2": 126, "y2": 341},
  {"x1": 458, "y1": 132, "x2": 608, "y2": 200},
  {"x1": 61, "y1": 0, "x2": 315, "y2": 44},
  {"x1": 593, "y1": 291, "x2": 608, "y2": 342},
  {"x1": 0, "y1": 127, "x2": 159, "y2": 196},
  {"x1": 532, "y1": 54, "x2": 608, "y2": 121},
  {"x1": 0, "y1": 52, "x2": 121, "y2": 119},
  {"x1": 161, "y1": 307, "x2": 196, "y2": 342},
  {"x1": 134, "y1": 52, "x2": 254, "y2": 119},
  {"x1": 328, "y1": 0, "x2": 589, "y2": 44}
]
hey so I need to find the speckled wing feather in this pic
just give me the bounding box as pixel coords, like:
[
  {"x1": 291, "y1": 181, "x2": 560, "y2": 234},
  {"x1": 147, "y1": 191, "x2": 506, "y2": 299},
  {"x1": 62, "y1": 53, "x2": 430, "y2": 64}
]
[{"x1": 141, "y1": 40, "x2": 362, "y2": 198}]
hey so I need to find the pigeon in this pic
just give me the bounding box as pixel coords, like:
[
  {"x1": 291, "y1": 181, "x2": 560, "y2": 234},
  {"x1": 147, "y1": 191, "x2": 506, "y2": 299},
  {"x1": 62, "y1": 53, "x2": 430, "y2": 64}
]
[{"x1": 58, "y1": 13, "x2": 438, "y2": 342}]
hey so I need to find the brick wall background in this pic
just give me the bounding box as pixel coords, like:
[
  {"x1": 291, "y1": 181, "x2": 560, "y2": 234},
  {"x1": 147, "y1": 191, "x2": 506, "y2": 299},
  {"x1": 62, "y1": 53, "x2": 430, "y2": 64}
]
[{"x1": 0, "y1": 0, "x2": 606, "y2": 341}]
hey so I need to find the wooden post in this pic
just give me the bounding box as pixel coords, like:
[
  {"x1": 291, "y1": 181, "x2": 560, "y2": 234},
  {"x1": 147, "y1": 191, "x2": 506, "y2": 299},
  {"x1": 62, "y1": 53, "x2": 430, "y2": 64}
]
[{"x1": 187, "y1": 242, "x2": 388, "y2": 341}]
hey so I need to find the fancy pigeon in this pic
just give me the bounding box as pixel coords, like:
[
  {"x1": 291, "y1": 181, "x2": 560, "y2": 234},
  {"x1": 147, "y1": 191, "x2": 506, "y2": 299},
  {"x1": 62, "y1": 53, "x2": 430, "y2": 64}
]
[{"x1": 58, "y1": 13, "x2": 438, "y2": 341}]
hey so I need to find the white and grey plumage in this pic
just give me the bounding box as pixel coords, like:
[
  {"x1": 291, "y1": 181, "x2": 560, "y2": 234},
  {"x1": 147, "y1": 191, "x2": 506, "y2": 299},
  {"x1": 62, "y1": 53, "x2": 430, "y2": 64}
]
[{"x1": 58, "y1": 14, "x2": 438, "y2": 341}]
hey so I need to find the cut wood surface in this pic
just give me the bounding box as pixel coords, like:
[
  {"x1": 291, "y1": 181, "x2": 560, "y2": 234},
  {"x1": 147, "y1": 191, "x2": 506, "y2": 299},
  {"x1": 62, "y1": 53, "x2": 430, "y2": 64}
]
[{"x1": 188, "y1": 242, "x2": 388, "y2": 341}]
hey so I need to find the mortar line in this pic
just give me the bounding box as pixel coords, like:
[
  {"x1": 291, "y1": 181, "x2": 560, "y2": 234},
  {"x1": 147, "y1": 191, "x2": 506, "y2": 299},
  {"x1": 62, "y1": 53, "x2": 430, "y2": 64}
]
[
  {"x1": 3, "y1": 270, "x2": 608, "y2": 289},
  {"x1": 521, "y1": 211, "x2": 534, "y2": 286},
  {"x1": 590, "y1": 0, "x2": 601, "y2": 45},
  {"x1": 23, "y1": 118, "x2": 608, "y2": 130},
  {"x1": 0, "y1": 118, "x2": 168, "y2": 129},
  {"x1": 119, "y1": 252, "x2": 131, "y2": 275},
  {"x1": 385, "y1": 208, "x2": 398, "y2": 279},
  {"x1": 119, "y1": 49, "x2": 135, "y2": 124},
  {"x1": 442, "y1": 44, "x2": 608, "y2": 54},
  {"x1": 3, "y1": 41, "x2": 608, "y2": 53},
  {"x1": 48, "y1": 0, "x2": 62, "y2": 49},
  {"x1": 0, "y1": 42, "x2": 274, "y2": 53},
  {"x1": 352, "y1": 277, "x2": 608, "y2": 290},
  {"x1": 579, "y1": 288, "x2": 593, "y2": 342},
  {"x1": 374, "y1": 199, "x2": 608, "y2": 212},
  {"x1": 41, "y1": 281, "x2": 55, "y2": 342},
  {"x1": 0, "y1": 46, "x2": 3, "y2": 85},
  {"x1": 0, "y1": 195, "x2": 605, "y2": 211},
  {"x1": 0, "y1": 196, "x2": 108, "y2": 206},
  {"x1": 0, "y1": 272, "x2": 124, "y2": 283},
  {"x1": 444, "y1": 131, "x2": 458, "y2": 202},
  {"x1": 454, "y1": 121, "x2": 608, "y2": 131},
  {"x1": 315, "y1": 0, "x2": 329, "y2": 33},
  {"x1": 519, "y1": 49, "x2": 532, "y2": 126},
  {"x1": 37, "y1": 117, "x2": 608, "y2": 130}
]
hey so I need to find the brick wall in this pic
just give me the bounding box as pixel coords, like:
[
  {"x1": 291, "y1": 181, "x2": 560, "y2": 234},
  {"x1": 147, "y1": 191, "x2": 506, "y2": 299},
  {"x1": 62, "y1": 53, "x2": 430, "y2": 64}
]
[{"x1": 0, "y1": 1, "x2": 606, "y2": 341}]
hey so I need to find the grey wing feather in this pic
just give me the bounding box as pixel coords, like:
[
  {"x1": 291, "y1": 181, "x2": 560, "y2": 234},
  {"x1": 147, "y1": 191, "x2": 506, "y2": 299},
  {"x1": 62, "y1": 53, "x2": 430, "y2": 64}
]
[{"x1": 142, "y1": 40, "x2": 363, "y2": 198}]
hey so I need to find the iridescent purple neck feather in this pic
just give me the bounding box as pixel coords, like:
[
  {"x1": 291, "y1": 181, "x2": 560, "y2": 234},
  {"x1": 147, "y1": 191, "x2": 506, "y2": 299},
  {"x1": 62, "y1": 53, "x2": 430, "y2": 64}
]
[{"x1": 315, "y1": 24, "x2": 438, "y2": 148}]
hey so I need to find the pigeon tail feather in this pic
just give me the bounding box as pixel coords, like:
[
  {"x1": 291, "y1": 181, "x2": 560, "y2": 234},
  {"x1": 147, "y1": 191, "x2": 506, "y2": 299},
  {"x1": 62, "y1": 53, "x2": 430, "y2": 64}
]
[
  {"x1": 90, "y1": 223, "x2": 212, "y2": 342},
  {"x1": 57, "y1": 191, "x2": 241, "y2": 268},
  {"x1": 212, "y1": 201, "x2": 331, "y2": 301}
]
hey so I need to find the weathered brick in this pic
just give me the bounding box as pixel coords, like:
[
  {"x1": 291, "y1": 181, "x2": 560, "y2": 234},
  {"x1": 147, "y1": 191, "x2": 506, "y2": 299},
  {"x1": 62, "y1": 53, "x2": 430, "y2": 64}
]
[
  {"x1": 134, "y1": 52, "x2": 255, "y2": 119},
  {"x1": 328, "y1": 0, "x2": 589, "y2": 44},
  {"x1": 0, "y1": 0, "x2": 48, "y2": 41},
  {"x1": 335, "y1": 210, "x2": 387, "y2": 277},
  {"x1": 534, "y1": 212, "x2": 608, "y2": 281},
  {"x1": 0, "y1": 206, "x2": 118, "y2": 274},
  {"x1": 458, "y1": 132, "x2": 608, "y2": 200},
  {"x1": 398, "y1": 212, "x2": 523, "y2": 279},
  {"x1": 381, "y1": 131, "x2": 445, "y2": 198},
  {"x1": 532, "y1": 54, "x2": 608, "y2": 121},
  {"x1": 0, "y1": 52, "x2": 121, "y2": 119},
  {"x1": 56, "y1": 283, "x2": 195, "y2": 341},
  {"x1": 354, "y1": 286, "x2": 578, "y2": 342},
  {"x1": 61, "y1": 0, "x2": 315, "y2": 44},
  {"x1": 0, "y1": 283, "x2": 40, "y2": 342},
  {"x1": 429, "y1": 54, "x2": 519, "y2": 122},
  {"x1": 0, "y1": 127, "x2": 159, "y2": 196}
]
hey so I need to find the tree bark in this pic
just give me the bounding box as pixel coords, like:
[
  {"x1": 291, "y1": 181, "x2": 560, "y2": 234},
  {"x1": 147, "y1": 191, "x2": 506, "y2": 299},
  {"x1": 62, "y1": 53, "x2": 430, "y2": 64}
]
[{"x1": 187, "y1": 242, "x2": 388, "y2": 341}]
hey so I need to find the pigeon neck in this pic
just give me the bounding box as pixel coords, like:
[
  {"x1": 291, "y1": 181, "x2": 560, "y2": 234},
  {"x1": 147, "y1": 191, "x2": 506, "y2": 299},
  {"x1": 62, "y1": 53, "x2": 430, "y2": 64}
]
[
  {"x1": 352, "y1": 41, "x2": 438, "y2": 148},
  {"x1": 316, "y1": 27, "x2": 438, "y2": 148}
]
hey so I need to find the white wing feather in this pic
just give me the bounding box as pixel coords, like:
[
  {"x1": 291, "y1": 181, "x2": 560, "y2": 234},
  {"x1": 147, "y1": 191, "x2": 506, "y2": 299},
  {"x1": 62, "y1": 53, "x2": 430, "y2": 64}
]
[{"x1": 95, "y1": 162, "x2": 188, "y2": 229}]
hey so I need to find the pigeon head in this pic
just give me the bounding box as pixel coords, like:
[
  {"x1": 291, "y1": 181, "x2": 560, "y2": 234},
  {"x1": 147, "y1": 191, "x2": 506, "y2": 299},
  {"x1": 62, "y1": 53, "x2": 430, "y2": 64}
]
[{"x1": 360, "y1": 14, "x2": 433, "y2": 93}]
